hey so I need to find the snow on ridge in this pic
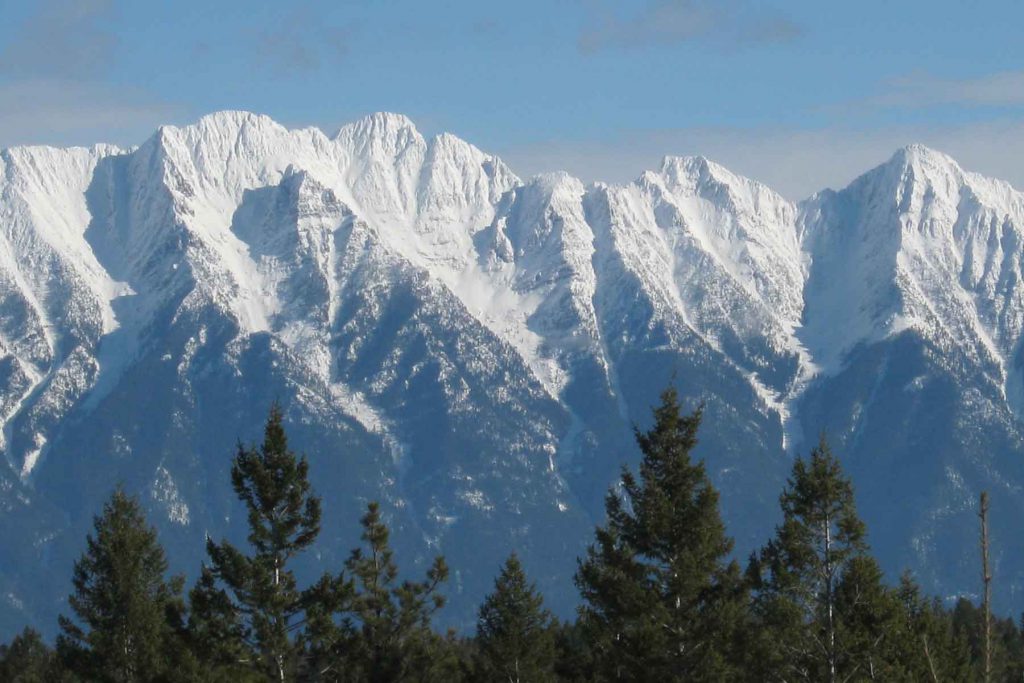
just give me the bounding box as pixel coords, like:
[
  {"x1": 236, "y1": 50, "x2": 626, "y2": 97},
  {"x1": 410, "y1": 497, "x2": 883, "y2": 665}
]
[
  {"x1": 798, "y1": 140, "x2": 1024, "y2": 410},
  {"x1": 6, "y1": 113, "x2": 1024, "y2": 466}
]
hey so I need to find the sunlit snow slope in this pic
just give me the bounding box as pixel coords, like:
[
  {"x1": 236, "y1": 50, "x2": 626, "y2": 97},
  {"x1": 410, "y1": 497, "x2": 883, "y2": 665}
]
[{"x1": 2, "y1": 114, "x2": 1024, "y2": 636}]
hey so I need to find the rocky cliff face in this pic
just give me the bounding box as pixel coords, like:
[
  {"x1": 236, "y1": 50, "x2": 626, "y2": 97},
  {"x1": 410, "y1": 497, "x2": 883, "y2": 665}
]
[{"x1": 2, "y1": 114, "x2": 1024, "y2": 636}]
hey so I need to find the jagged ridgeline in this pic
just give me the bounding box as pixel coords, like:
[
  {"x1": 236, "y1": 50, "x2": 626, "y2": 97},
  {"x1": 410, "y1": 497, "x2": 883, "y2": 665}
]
[{"x1": 2, "y1": 111, "x2": 1024, "y2": 638}]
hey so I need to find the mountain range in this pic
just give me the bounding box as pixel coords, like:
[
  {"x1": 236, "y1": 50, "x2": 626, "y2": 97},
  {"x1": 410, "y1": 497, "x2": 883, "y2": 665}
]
[{"x1": 2, "y1": 111, "x2": 1024, "y2": 637}]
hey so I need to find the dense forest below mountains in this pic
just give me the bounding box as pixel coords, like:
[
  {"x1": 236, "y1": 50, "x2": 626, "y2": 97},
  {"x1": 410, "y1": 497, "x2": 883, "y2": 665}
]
[{"x1": 2, "y1": 388, "x2": 1021, "y2": 682}]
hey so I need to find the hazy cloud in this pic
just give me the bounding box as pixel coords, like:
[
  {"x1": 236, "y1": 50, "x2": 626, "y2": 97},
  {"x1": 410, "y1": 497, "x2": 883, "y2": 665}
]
[
  {"x1": 500, "y1": 118, "x2": 1024, "y2": 200},
  {"x1": 867, "y1": 70, "x2": 1024, "y2": 109},
  {"x1": 252, "y1": 10, "x2": 352, "y2": 74},
  {"x1": 0, "y1": 0, "x2": 118, "y2": 79},
  {"x1": 0, "y1": 80, "x2": 182, "y2": 150},
  {"x1": 579, "y1": 0, "x2": 801, "y2": 53}
]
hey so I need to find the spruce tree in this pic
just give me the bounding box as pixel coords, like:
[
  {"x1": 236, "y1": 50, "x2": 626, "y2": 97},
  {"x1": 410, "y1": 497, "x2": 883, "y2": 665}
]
[
  {"x1": 340, "y1": 501, "x2": 449, "y2": 682},
  {"x1": 895, "y1": 572, "x2": 971, "y2": 682},
  {"x1": 551, "y1": 620, "x2": 596, "y2": 683},
  {"x1": 0, "y1": 627, "x2": 67, "y2": 682},
  {"x1": 747, "y1": 436, "x2": 893, "y2": 682},
  {"x1": 833, "y1": 554, "x2": 902, "y2": 679},
  {"x1": 575, "y1": 386, "x2": 748, "y2": 682},
  {"x1": 950, "y1": 597, "x2": 1024, "y2": 681},
  {"x1": 475, "y1": 553, "x2": 556, "y2": 682},
  {"x1": 56, "y1": 488, "x2": 189, "y2": 683},
  {"x1": 191, "y1": 403, "x2": 321, "y2": 681}
]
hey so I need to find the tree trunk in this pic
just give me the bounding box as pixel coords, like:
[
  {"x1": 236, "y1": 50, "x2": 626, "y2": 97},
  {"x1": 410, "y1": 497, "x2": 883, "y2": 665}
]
[
  {"x1": 921, "y1": 634, "x2": 940, "y2": 683},
  {"x1": 980, "y1": 491, "x2": 992, "y2": 683},
  {"x1": 824, "y1": 512, "x2": 836, "y2": 683}
]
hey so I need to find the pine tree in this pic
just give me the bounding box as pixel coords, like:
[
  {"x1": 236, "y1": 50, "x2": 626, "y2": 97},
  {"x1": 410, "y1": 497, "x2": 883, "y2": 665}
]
[
  {"x1": 0, "y1": 627, "x2": 68, "y2": 682},
  {"x1": 340, "y1": 501, "x2": 449, "y2": 682},
  {"x1": 56, "y1": 488, "x2": 189, "y2": 683},
  {"x1": 575, "y1": 385, "x2": 748, "y2": 682},
  {"x1": 186, "y1": 566, "x2": 263, "y2": 681},
  {"x1": 747, "y1": 436, "x2": 893, "y2": 682},
  {"x1": 475, "y1": 553, "x2": 556, "y2": 682},
  {"x1": 299, "y1": 570, "x2": 356, "y2": 681},
  {"x1": 191, "y1": 403, "x2": 322, "y2": 681}
]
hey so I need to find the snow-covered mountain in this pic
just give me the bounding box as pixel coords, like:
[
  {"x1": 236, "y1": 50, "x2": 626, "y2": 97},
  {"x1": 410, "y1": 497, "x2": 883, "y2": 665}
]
[{"x1": 2, "y1": 113, "x2": 1024, "y2": 636}]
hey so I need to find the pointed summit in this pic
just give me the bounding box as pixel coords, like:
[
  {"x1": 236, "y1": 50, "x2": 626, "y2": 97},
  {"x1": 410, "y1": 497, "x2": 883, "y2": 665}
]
[
  {"x1": 887, "y1": 143, "x2": 959, "y2": 169},
  {"x1": 334, "y1": 112, "x2": 422, "y2": 147},
  {"x1": 193, "y1": 110, "x2": 280, "y2": 131},
  {"x1": 874, "y1": 143, "x2": 961, "y2": 182},
  {"x1": 657, "y1": 155, "x2": 713, "y2": 186},
  {"x1": 155, "y1": 110, "x2": 289, "y2": 151}
]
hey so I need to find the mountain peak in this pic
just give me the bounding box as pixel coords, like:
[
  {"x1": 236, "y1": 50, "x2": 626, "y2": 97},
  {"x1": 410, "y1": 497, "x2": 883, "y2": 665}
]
[
  {"x1": 194, "y1": 109, "x2": 276, "y2": 128},
  {"x1": 656, "y1": 154, "x2": 771, "y2": 195},
  {"x1": 157, "y1": 110, "x2": 287, "y2": 144},
  {"x1": 839, "y1": 143, "x2": 968, "y2": 209},
  {"x1": 652, "y1": 154, "x2": 793, "y2": 223},
  {"x1": 887, "y1": 143, "x2": 961, "y2": 172},
  {"x1": 659, "y1": 154, "x2": 712, "y2": 177},
  {"x1": 335, "y1": 111, "x2": 420, "y2": 140},
  {"x1": 10, "y1": 109, "x2": 1024, "y2": 642}
]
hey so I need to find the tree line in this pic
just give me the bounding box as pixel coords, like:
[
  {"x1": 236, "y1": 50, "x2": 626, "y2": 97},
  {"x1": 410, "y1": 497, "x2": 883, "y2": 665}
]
[{"x1": 1, "y1": 391, "x2": 1022, "y2": 681}]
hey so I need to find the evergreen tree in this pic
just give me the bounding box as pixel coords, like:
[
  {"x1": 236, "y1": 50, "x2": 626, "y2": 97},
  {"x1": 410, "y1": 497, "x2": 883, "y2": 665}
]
[
  {"x1": 950, "y1": 597, "x2": 1024, "y2": 681},
  {"x1": 191, "y1": 403, "x2": 322, "y2": 681},
  {"x1": 550, "y1": 620, "x2": 596, "y2": 683},
  {"x1": 894, "y1": 573, "x2": 971, "y2": 682},
  {"x1": 833, "y1": 554, "x2": 902, "y2": 679},
  {"x1": 56, "y1": 488, "x2": 190, "y2": 683},
  {"x1": 575, "y1": 386, "x2": 748, "y2": 682},
  {"x1": 299, "y1": 570, "x2": 356, "y2": 681},
  {"x1": 746, "y1": 437, "x2": 893, "y2": 682},
  {"x1": 0, "y1": 627, "x2": 67, "y2": 682},
  {"x1": 338, "y1": 501, "x2": 450, "y2": 682},
  {"x1": 997, "y1": 613, "x2": 1024, "y2": 681},
  {"x1": 474, "y1": 553, "x2": 556, "y2": 682},
  {"x1": 186, "y1": 567, "x2": 263, "y2": 682}
]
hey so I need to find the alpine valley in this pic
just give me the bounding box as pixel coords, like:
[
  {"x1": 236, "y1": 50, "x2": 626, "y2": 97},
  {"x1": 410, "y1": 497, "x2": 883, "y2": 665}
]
[{"x1": 2, "y1": 111, "x2": 1024, "y2": 638}]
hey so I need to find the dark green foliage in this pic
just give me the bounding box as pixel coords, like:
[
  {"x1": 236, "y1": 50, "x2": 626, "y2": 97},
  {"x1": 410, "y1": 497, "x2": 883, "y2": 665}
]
[
  {"x1": 833, "y1": 554, "x2": 903, "y2": 679},
  {"x1": 575, "y1": 386, "x2": 748, "y2": 681},
  {"x1": 951, "y1": 597, "x2": 1024, "y2": 682},
  {"x1": 15, "y1": 381, "x2": 1024, "y2": 680},
  {"x1": 474, "y1": 553, "x2": 556, "y2": 682},
  {"x1": 550, "y1": 620, "x2": 595, "y2": 683},
  {"x1": 186, "y1": 567, "x2": 264, "y2": 681},
  {"x1": 747, "y1": 437, "x2": 896, "y2": 682},
  {"x1": 56, "y1": 488, "x2": 192, "y2": 683},
  {"x1": 300, "y1": 570, "x2": 356, "y2": 681},
  {"x1": 892, "y1": 573, "x2": 971, "y2": 682},
  {"x1": 0, "y1": 627, "x2": 68, "y2": 682},
  {"x1": 326, "y1": 501, "x2": 450, "y2": 682},
  {"x1": 190, "y1": 403, "x2": 322, "y2": 680},
  {"x1": 302, "y1": 501, "x2": 454, "y2": 681}
]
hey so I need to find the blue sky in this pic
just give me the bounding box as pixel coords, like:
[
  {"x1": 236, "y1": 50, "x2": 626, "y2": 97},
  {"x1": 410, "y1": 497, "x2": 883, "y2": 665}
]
[{"x1": 1, "y1": 0, "x2": 1023, "y2": 198}]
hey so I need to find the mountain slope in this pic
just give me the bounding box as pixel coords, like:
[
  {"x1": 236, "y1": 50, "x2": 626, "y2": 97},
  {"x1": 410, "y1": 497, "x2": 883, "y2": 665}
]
[{"x1": 2, "y1": 114, "x2": 1024, "y2": 636}]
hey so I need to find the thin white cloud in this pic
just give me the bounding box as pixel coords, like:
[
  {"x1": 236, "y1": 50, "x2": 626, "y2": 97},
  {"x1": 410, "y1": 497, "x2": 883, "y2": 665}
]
[{"x1": 499, "y1": 119, "x2": 1024, "y2": 200}]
